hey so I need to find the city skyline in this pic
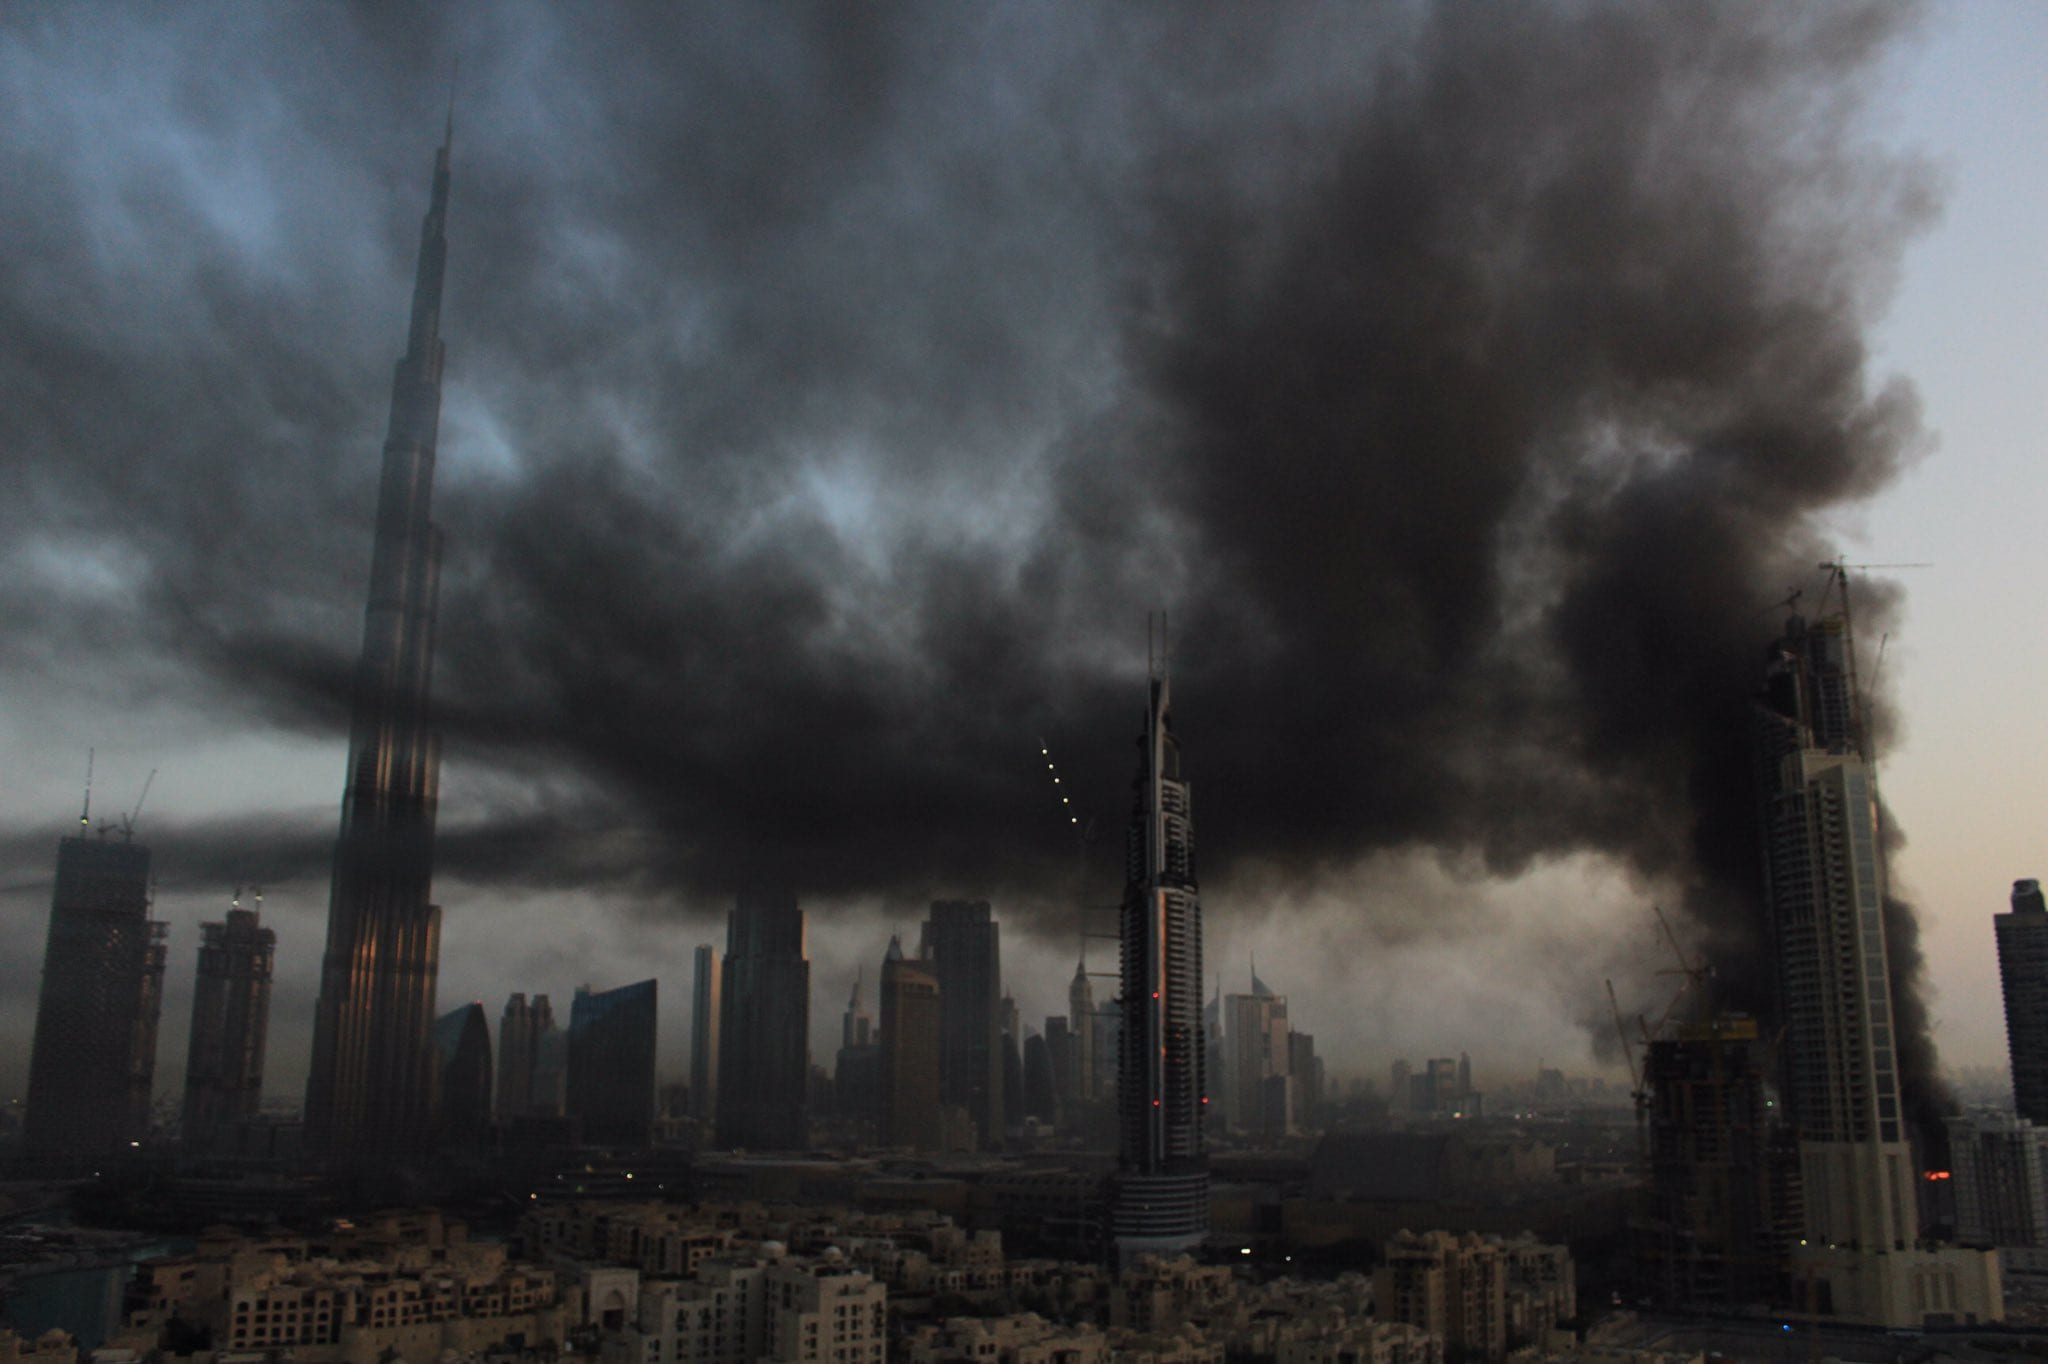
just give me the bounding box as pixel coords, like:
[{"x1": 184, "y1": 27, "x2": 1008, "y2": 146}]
[{"x1": 2, "y1": 5, "x2": 2046, "y2": 1110}]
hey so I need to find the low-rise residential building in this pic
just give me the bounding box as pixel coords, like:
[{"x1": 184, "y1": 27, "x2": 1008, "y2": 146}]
[
  {"x1": 123, "y1": 1218, "x2": 575, "y2": 1364},
  {"x1": 1376, "y1": 1231, "x2": 1573, "y2": 1362}
]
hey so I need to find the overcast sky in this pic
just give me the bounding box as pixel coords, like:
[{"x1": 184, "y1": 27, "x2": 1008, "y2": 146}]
[{"x1": 1, "y1": 3, "x2": 2041, "y2": 1109}]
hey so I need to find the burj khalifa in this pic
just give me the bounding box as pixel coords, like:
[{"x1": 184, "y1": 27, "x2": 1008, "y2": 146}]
[{"x1": 303, "y1": 127, "x2": 452, "y2": 1167}]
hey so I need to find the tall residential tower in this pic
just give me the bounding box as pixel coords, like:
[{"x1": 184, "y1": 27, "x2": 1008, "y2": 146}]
[
  {"x1": 1997, "y1": 879, "x2": 2048, "y2": 1124},
  {"x1": 304, "y1": 128, "x2": 455, "y2": 1167},
  {"x1": 1110, "y1": 661, "x2": 1208, "y2": 1259},
  {"x1": 1755, "y1": 610, "x2": 1999, "y2": 1325}
]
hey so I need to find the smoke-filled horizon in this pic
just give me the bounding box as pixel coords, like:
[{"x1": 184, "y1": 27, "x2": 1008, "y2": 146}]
[{"x1": 0, "y1": 6, "x2": 1948, "y2": 1120}]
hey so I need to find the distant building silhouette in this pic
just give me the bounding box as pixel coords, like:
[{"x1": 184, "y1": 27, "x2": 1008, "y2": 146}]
[
  {"x1": 568, "y1": 980, "x2": 657, "y2": 1148},
  {"x1": 25, "y1": 831, "x2": 166, "y2": 1169},
  {"x1": 922, "y1": 899, "x2": 1003, "y2": 1149},
  {"x1": 183, "y1": 895, "x2": 275, "y2": 1149},
  {"x1": 1998, "y1": 878, "x2": 2048, "y2": 1124},
  {"x1": 1110, "y1": 659, "x2": 1209, "y2": 1259},
  {"x1": 834, "y1": 971, "x2": 878, "y2": 1126},
  {"x1": 878, "y1": 936, "x2": 942, "y2": 1151},
  {"x1": 497, "y1": 992, "x2": 556, "y2": 1119},
  {"x1": 305, "y1": 127, "x2": 458, "y2": 1169},
  {"x1": 432, "y1": 1002, "x2": 492, "y2": 1150},
  {"x1": 690, "y1": 945, "x2": 720, "y2": 1124},
  {"x1": 1068, "y1": 957, "x2": 1096, "y2": 1101},
  {"x1": 717, "y1": 892, "x2": 809, "y2": 1150}
]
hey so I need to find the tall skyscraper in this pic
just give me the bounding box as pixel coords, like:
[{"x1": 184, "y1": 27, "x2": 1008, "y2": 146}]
[
  {"x1": 1756, "y1": 615, "x2": 1914, "y2": 1252},
  {"x1": 1755, "y1": 610, "x2": 1999, "y2": 1325},
  {"x1": 690, "y1": 945, "x2": 720, "y2": 1124},
  {"x1": 878, "y1": 936, "x2": 942, "y2": 1151},
  {"x1": 568, "y1": 980, "x2": 658, "y2": 1148},
  {"x1": 1068, "y1": 957, "x2": 1096, "y2": 1101},
  {"x1": 1110, "y1": 663, "x2": 1208, "y2": 1258},
  {"x1": 1223, "y1": 970, "x2": 1291, "y2": 1140},
  {"x1": 304, "y1": 127, "x2": 455, "y2": 1168},
  {"x1": 922, "y1": 899, "x2": 1003, "y2": 1149},
  {"x1": 1997, "y1": 879, "x2": 2048, "y2": 1124},
  {"x1": 182, "y1": 894, "x2": 275, "y2": 1148},
  {"x1": 717, "y1": 892, "x2": 810, "y2": 1151},
  {"x1": 497, "y1": 992, "x2": 556, "y2": 1119},
  {"x1": 432, "y1": 1002, "x2": 493, "y2": 1150},
  {"x1": 24, "y1": 828, "x2": 167, "y2": 1169}
]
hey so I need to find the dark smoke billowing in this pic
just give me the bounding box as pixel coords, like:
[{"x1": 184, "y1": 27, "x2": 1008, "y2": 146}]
[{"x1": 0, "y1": 7, "x2": 1943, "y2": 1112}]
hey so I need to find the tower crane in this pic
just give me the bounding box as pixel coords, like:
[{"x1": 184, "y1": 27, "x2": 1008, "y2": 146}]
[{"x1": 118, "y1": 769, "x2": 156, "y2": 842}]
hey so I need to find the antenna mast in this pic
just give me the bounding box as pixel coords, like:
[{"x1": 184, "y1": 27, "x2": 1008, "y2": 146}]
[{"x1": 80, "y1": 748, "x2": 94, "y2": 828}]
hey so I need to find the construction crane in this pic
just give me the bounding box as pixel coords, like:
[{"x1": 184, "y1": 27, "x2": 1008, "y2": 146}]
[
  {"x1": 1814, "y1": 559, "x2": 1929, "y2": 749},
  {"x1": 1607, "y1": 978, "x2": 1649, "y2": 1171},
  {"x1": 1641, "y1": 904, "x2": 1712, "y2": 1041},
  {"x1": 118, "y1": 769, "x2": 156, "y2": 842}
]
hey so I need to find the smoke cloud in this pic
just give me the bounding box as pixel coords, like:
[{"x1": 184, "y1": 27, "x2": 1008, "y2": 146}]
[{"x1": 0, "y1": 6, "x2": 1944, "y2": 1113}]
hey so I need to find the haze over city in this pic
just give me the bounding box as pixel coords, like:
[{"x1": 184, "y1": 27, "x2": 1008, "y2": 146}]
[{"x1": 1, "y1": 1, "x2": 2043, "y2": 1115}]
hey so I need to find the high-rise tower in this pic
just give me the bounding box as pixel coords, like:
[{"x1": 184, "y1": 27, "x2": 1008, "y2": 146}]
[
  {"x1": 304, "y1": 128, "x2": 455, "y2": 1167},
  {"x1": 183, "y1": 893, "x2": 275, "y2": 1149},
  {"x1": 1997, "y1": 879, "x2": 2048, "y2": 1124},
  {"x1": 497, "y1": 992, "x2": 556, "y2": 1119},
  {"x1": 879, "y1": 936, "x2": 942, "y2": 1151},
  {"x1": 24, "y1": 826, "x2": 167, "y2": 1169},
  {"x1": 717, "y1": 892, "x2": 810, "y2": 1151},
  {"x1": 1754, "y1": 610, "x2": 2000, "y2": 1325},
  {"x1": 1068, "y1": 956, "x2": 1095, "y2": 1101},
  {"x1": 922, "y1": 899, "x2": 1004, "y2": 1149},
  {"x1": 1110, "y1": 660, "x2": 1208, "y2": 1259},
  {"x1": 568, "y1": 980, "x2": 658, "y2": 1148},
  {"x1": 690, "y1": 945, "x2": 720, "y2": 1124}
]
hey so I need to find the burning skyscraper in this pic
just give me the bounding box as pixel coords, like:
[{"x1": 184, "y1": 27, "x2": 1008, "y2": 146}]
[
  {"x1": 1754, "y1": 606, "x2": 1998, "y2": 1325},
  {"x1": 304, "y1": 126, "x2": 455, "y2": 1168}
]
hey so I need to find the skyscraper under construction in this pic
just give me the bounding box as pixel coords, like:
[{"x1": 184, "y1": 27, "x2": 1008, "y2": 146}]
[
  {"x1": 24, "y1": 824, "x2": 167, "y2": 1170},
  {"x1": 304, "y1": 127, "x2": 455, "y2": 1167},
  {"x1": 1110, "y1": 657, "x2": 1208, "y2": 1259},
  {"x1": 182, "y1": 893, "x2": 275, "y2": 1150}
]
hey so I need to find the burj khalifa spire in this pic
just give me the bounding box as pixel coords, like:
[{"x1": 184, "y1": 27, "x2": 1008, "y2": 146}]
[{"x1": 304, "y1": 127, "x2": 453, "y2": 1168}]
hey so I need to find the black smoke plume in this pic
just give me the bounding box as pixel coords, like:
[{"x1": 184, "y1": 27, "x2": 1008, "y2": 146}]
[{"x1": 0, "y1": 6, "x2": 1945, "y2": 1118}]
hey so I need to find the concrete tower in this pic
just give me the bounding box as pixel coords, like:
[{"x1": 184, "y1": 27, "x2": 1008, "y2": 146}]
[
  {"x1": 304, "y1": 126, "x2": 455, "y2": 1168},
  {"x1": 24, "y1": 824, "x2": 167, "y2": 1170},
  {"x1": 183, "y1": 893, "x2": 275, "y2": 1149},
  {"x1": 1110, "y1": 650, "x2": 1208, "y2": 1259},
  {"x1": 1997, "y1": 878, "x2": 2048, "y2": 1124}
]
